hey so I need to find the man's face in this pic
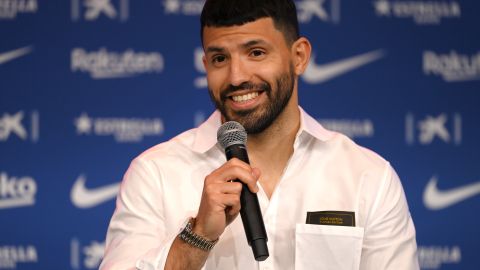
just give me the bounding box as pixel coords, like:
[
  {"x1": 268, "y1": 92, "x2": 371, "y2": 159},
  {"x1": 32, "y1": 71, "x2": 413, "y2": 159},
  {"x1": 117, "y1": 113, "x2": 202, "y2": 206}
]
[{"x1": 202, "y1": 18, "x2": 296, "y2": 134}]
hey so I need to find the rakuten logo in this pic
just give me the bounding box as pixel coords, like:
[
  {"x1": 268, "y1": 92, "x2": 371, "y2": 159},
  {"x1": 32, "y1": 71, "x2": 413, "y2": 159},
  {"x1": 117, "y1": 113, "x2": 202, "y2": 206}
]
[
  {"x1": 71, "y1": 48, "x2": 164, "y2": 79},
  {"x1": 423, "y1": 51, "x2": 480, "y2": 82},
  {"x1": 374, "y1": 0, "x2": 461, "y2": 25},
  {"x1": 0, "y1": 0, "x2": 38, "y2": 19},
  {"x1": 0, "y1": 245, "x2": 38, "y2": 269},
  {"x1": 0, "y1": 172, "x2": 37, "y2": 209}
]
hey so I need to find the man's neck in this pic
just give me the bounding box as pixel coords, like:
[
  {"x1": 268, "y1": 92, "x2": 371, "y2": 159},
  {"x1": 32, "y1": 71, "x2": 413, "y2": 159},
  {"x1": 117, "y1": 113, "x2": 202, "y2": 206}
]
[{"x1": 246, "y1": 105, "x2": 301, "y2": 198}]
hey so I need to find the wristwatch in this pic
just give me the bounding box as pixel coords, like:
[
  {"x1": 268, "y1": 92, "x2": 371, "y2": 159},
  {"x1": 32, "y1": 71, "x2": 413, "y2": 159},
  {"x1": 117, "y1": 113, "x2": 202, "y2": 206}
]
[{"x1": 179, "y1": 218, "x2": 218, "y2": 251}]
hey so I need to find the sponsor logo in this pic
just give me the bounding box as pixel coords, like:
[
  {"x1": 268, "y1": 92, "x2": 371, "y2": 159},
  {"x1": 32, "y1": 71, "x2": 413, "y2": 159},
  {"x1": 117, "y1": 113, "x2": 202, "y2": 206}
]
[
  {"x1": 71, "y1": 175, "x2": 119, "y2": 208},
  {"x1": 318, "y1": 119, "x2": 374, "y2": 139},
  {"x1": 162, "y1": 0, "x2": 203, "y2": 15},
  {"x1": 0, "y1": 245, "x2": 38, "y2": 269},
  {"x1": 423, "y1": 176, "x2": 480, "y2": 210},
  {"x1": 162, "y1": 0, "x2": 341, "y2": 23},
  {"x1": 74, "y1": 112, "x2": 164, "y2": 143},
  {"x1": 0, "y1": 172, "x2": 37, "y2": 209},
  {"x1": 373, "y1": 0, "x2": 461, "y2": 25},
  {"x1": 71, "y1": 0, "x2": 129, "y2": 22},
  {"x1": 71, "y1": 238, "x2": 104, "y2": 269},
  {"x1": 0, "y1": 0, "x2": 37, "y2": 19},
  {"x1": 0, "y1": 46, "x2": 33, "y2": 66},
  {"x1": 71, "y1": 48, "x2": 164, "y2": 79},
  {"x1": 418, "y1": 245, "x2": 461, "y2": 269},
  {"x1": 0, "y1": 111, "x2": 39, "y2": 143},
  {"x1": 297, "y1": 0, "x2": 340, "y2": 24},
  {"x1": 405, "y1": 113, "x2": 461, "y2": 145},
  {"x1": 302, "y1": 49, "x2": 385, "y2": 84},
  {"x1": 423, "y1": 50, "x2": 480, "y2": 82}
]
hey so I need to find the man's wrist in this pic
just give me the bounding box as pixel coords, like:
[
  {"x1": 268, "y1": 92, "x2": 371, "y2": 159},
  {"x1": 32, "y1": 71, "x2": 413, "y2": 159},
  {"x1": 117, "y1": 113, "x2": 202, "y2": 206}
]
[{"x1": 179, "y1": 218, "x2": 218, "y2": 251}]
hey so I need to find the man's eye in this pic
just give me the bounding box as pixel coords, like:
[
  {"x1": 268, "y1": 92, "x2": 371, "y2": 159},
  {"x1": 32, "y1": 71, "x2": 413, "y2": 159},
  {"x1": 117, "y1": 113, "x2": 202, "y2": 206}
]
[
  {"x1": 212, "y1": 55, "x2": 226, "y2": 63},
  {"x1": 251, "y1": 50, "x2": 265, "y2": 57}
]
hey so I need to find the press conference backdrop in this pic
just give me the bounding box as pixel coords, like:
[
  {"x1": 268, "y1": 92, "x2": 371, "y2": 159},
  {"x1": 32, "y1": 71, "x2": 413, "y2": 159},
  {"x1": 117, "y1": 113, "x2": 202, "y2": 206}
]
[{"x1": 1, "y1": 0, "x2": 479, "y2": 269}]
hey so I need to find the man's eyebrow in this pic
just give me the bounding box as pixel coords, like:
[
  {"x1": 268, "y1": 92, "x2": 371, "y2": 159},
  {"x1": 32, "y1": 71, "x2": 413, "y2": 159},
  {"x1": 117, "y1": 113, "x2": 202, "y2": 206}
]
[
  {"x1": 241, "y1": 39, "x2": 268, "y2": 49},
  {"x1": 205, "y1": 46, "x2": 225, "y2": 54}
]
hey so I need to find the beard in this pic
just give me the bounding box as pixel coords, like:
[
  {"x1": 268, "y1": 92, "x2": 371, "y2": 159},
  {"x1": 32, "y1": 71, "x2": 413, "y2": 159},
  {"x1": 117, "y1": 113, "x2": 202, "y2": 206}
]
[{"x1": 208, "y1": 64, "x2": 295, "y2": 134}]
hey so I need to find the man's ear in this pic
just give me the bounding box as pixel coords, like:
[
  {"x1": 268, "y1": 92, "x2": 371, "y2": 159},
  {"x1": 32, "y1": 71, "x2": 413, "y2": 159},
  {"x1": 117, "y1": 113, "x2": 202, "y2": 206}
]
[
  {"x1": 202, "y1": 54, "x2": 208, "y2": 71},
  {"x1": 291, "y1": 37, "x2": 312, "y2": 75}
]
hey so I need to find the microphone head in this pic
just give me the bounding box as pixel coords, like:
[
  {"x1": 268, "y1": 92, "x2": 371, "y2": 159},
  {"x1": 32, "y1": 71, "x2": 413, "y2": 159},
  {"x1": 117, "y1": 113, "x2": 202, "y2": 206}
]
[{"x1": 217, "y1": 121, "x2": 247, "y2": 149}]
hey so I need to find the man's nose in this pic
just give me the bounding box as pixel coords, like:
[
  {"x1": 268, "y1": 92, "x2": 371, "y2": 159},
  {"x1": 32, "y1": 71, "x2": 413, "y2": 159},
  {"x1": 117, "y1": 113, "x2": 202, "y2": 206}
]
[{"x1": 228, "y1": 56, "x2": 251, "y2": 87}]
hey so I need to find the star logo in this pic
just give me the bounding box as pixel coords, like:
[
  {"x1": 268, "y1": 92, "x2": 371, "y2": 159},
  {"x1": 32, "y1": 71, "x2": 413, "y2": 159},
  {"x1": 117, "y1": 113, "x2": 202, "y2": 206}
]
[
  {"x1": 75, "y1": 113, "x2": 93, "y2": 134},
  {"x1": 374, "y1": 0, "x2": 391, "y2": 16}
]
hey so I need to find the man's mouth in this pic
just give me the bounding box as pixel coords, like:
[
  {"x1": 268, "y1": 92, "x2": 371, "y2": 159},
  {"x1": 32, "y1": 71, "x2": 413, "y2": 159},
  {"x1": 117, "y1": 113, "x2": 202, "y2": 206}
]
[{"x1": 230, "y1": 91, "x2": 260, "y2": 103}]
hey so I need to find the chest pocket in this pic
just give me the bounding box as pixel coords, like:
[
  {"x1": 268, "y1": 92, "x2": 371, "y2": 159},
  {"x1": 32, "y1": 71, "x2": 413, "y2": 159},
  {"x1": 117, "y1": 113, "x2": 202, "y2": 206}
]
[{"x1": 295, "y1": 224, "x2": 364, "y2": 270}]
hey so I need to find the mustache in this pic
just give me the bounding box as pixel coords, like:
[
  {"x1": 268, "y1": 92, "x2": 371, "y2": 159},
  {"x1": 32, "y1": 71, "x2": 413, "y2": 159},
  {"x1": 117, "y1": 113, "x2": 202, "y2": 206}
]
[{"x1": 220, "y1": 82, "x2": 271, "y2": 101}]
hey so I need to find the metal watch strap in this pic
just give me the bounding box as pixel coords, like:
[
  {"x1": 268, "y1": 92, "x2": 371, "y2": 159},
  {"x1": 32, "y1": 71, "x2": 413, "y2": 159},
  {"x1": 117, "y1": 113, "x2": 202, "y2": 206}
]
[{"x1": 179, "y1": 218, "x2": 218, "y2": 251}]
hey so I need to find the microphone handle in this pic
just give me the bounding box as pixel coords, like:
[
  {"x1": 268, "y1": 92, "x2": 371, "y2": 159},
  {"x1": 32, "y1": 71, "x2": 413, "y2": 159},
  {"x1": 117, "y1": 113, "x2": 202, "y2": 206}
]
[{"x1": 225, "y1": 144, "x2": 269, "y2": 261}]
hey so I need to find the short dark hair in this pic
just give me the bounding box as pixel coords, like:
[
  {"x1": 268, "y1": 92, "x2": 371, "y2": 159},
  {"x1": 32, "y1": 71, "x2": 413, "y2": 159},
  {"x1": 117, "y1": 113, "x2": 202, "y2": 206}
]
[{"x1": 200, "y1": 0, "x2": 300, "y2": 46}]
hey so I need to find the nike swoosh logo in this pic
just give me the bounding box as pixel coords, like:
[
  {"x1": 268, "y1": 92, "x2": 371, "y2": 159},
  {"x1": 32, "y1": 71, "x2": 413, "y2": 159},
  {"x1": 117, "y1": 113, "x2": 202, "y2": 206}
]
[
  {"x1": 0, "y1": 46, "x2": 34, "y2": 65},
  {"x1": 302, "y1": 49, "x2": 386, "y2": 84},
  {"x1": 423, "y1": 176, "x2": 480, "y2": 210},
  {"x1": 70, "y1": 175, "x2": 120, "y2": 209}
]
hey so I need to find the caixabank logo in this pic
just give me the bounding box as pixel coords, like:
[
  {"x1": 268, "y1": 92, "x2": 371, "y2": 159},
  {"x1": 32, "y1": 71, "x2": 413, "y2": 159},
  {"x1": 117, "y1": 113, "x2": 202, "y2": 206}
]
[
  {"x1": 418, "y1": 245, "x2": 461, "y2": 269},
  {"x1": 0, "y1": 0, "x2": 37, "y2": 20},
  {"x1": 74, "y1": 112, "x2": 165, "y2": 143},
  {"x1": 405, "y1": 112, "x2": 462, "y2": 146},
  {"x1": 71, "y1": 238, "x2": 105, "y2": 270},
  {"x1": 71, "y1": 0, "x2": 129, "y2": 22},
  {"x1": 0, "y1": 245, "x2": 38, "y2": 269},
  {"x1": 0, "y1": 111, "x2": 39, "y2": 143},
  {"x1": 423, "y1": 50, "x2": 480, "y2": 82},
  {"x1": 71, "y1": 48, "x2": 164, "y2": 79},
  {"x1": 373, "y1": 0, "x2": 461, "y2": 25}
]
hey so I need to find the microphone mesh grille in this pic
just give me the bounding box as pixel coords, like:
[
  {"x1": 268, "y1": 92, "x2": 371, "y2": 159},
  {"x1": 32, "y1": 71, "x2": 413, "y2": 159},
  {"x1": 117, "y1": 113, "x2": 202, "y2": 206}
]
[{"x1": 217, "y1": 121, "x2": 247, "y2": 149}]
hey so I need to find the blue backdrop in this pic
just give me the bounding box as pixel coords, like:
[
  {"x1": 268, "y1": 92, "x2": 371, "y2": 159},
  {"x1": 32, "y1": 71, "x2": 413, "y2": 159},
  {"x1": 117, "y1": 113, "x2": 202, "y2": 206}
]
[{"x1": 1, "y1": 0, "x2": 479, "y2": 269}]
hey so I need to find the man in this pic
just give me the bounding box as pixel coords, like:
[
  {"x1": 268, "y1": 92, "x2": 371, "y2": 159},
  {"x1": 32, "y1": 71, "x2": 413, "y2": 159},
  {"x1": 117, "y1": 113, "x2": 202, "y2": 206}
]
[{"x1": 101, "y1": 0, "x2": 419, "y2": 269}]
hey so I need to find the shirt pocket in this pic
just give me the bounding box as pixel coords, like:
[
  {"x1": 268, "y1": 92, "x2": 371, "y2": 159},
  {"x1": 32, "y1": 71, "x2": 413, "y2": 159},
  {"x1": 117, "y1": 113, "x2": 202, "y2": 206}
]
[{"x1": 295, "y1": 224, "x2": 364, "y2": 270}]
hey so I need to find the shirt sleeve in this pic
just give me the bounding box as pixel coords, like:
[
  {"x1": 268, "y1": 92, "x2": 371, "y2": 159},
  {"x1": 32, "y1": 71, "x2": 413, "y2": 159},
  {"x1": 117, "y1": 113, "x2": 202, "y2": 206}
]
[
  {"x1": 360, "y1": 163, "x2": 420, "y2": 270},
  {"x1": 100, "y1": 158, "x2": 176, "y2": 270}
]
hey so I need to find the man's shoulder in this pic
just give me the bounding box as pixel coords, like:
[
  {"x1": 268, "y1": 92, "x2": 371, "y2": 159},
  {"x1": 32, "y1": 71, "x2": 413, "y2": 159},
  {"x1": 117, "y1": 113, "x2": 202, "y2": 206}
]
[
  {"x1": 322, "y1": 130, "x2": 389, "y2": 171},
  {"x1": 136, "y1": 127, "x2": 200, "y2": 162}
]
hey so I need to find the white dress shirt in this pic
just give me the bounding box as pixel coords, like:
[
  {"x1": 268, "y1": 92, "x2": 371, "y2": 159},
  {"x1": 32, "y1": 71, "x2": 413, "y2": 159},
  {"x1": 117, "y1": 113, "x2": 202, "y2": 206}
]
[{"x1": 100, "y1": 107, "x2": 419, "y2": 270}]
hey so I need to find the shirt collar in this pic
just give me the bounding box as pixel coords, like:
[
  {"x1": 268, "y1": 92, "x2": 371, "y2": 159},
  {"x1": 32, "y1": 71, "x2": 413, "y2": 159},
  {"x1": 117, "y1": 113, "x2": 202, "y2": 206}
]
[{"x1": 192, "y1": 107, "x2": 333, "y2": 153}]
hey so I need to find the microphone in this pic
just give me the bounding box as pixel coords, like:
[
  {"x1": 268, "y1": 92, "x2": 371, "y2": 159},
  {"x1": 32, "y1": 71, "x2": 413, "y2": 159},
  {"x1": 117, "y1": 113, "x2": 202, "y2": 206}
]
[{"x1": 217, "y1": 121, "x2": 269, "y2": 261}]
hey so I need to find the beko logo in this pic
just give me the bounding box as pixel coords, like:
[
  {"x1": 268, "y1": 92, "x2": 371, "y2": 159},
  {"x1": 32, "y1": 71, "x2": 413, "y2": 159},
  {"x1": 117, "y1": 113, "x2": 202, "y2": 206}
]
[
  {"x1": 74, "y1": 112, "x2": 164, "y2": 142},
  {"x1": 0, "y1": 245, "x2": 38, "y2": 269},
  {"x1": 0, "y1": 172, "x2": 37, "y2": 209},
  {"x1": 0, "y1": 0, "x2": 37, "y2": 19},
  {"x1": 423, "y1": 51, "x2": 480, "y2": 82},
  {"x1": 71, "y1": 0, "x2": 129, "y2": 22},
  {"x1": 71, "y1": 48, "x2": 164, "y2": 79},
  {"x1": 374, "y1": 0, "x2": 461, "y2": 25}
]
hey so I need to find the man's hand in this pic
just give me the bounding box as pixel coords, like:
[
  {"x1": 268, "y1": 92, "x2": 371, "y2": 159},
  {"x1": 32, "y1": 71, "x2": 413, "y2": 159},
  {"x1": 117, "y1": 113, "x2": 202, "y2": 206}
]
[{"x1": 194, "y1": 158, "x2": 261, "y2": 241}]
